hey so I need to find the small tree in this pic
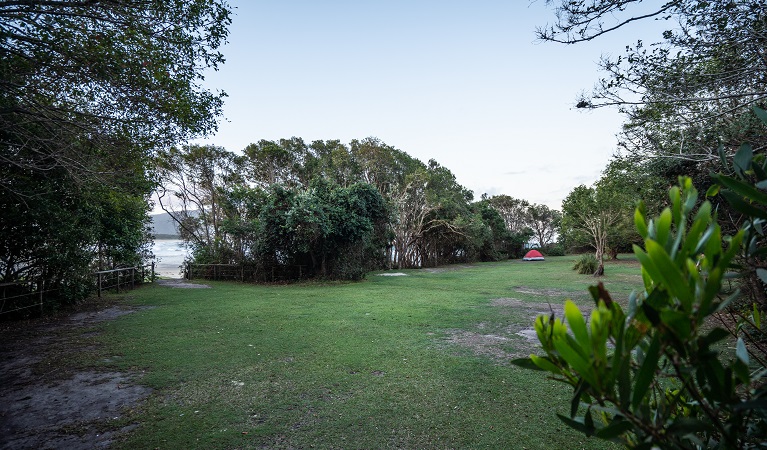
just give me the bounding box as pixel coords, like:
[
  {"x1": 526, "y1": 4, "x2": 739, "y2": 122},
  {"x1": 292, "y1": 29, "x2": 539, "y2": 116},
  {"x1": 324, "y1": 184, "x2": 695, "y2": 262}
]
[{"x1": 561, "y1": 185, "x2": 626, "y2": 275}]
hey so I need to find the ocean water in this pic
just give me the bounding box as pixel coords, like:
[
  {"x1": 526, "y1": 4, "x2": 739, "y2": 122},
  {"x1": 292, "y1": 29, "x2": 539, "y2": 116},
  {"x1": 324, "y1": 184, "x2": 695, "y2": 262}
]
[{"x1": 152, "y1": 239, "x2": 188, "y2": 278}]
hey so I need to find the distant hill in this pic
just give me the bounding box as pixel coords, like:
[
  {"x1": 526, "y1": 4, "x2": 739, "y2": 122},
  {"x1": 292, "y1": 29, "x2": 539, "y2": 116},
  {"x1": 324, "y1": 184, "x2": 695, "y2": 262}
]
[{"x1": 150, "y1": 212, "x2": 181, "y2": 238}]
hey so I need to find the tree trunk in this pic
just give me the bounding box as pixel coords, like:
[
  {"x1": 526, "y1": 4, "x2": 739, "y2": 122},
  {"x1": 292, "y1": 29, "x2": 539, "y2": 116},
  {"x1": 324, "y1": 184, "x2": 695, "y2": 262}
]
[{"x1": 593, "y1": 262, "x2": 604, "y2": 277}]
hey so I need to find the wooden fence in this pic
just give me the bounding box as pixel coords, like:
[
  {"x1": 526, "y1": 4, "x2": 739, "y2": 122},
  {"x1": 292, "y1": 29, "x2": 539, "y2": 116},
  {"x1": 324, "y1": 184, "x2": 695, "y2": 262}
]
[
  {"x1": 0, "y1": 263, "x2": 155, "y2": 318},
  {"x1": 184, "y1": 263, "x2": 307, "y2": 282},
  {"x1": 94, "y1": 263, "x2": 155, "y2": 298}
]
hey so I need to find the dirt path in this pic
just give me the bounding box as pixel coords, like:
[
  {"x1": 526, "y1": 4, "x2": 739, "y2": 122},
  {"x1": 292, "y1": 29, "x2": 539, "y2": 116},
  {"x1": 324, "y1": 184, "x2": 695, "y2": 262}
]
[{"x1": 0, "y1": 300, "x2": 152, "y2": 450}]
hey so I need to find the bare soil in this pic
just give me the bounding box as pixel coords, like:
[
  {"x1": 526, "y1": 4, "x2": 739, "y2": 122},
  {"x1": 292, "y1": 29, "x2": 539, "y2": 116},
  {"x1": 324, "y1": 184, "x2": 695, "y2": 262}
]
[
  {"x1": 443, "y1": 297, "x2": 596, "y2": 363},
  {"x1": 0, "y1": 299, "x2": 153, "y2": 450}
]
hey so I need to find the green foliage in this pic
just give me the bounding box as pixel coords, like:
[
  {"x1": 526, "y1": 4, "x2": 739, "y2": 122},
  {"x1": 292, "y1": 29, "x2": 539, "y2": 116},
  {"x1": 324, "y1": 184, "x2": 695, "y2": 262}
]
[
  {"x1": 572, "y1": 254, "x2": 599, "y2": 275},
  {"x1": 711, "y1": 109, "x2": 767, "y2": 312},
  {"x1": 544, "y1": 243, "x2": 566, "y2": 257},
  {"x1": 163, "y1": 139, "x2": 528, "y2": 277},
  {"x1": 1, "y1": 2, "x2": 231, "y2": 313},
  {"x1": 515, "y1": 177, "x2": 767, "y2": 448}
]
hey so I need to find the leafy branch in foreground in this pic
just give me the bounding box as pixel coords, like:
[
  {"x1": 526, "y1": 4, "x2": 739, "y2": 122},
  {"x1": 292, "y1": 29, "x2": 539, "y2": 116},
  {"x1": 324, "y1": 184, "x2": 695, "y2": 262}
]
[{"x1": 514, "y1": 177, "x2": 767, "y2": 448}]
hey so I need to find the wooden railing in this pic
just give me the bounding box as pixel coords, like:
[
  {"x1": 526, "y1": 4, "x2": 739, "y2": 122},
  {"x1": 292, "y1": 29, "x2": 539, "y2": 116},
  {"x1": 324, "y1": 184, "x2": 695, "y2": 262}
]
[
  {"x1": 0, "y1": 263, "x2": 156, "y2": 318},
  {"x1": 184, "y1": 263, "x2": 307, "y2": 282}
]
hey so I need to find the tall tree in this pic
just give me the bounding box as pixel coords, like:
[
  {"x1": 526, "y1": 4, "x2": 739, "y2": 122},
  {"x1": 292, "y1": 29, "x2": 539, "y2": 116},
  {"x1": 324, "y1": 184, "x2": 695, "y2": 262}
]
[
  {"x1": 1, "y1": 1, "x2": 231, "y2": 196},
  {"x1": 485, "y1": 195, "x2": 531, "y2": 234},
  {"x1": 0, "y1": 1, "x2": 231, "y2": 310},
  {"x1": 540, "y1": 0, "x2": 767, "y2": 164},
  {"x1": 155, "y1": 144, "x2": 240, "y2": 262},
  {"x1": 526, "y1": 204, "x2": 561, "y2": 249}
]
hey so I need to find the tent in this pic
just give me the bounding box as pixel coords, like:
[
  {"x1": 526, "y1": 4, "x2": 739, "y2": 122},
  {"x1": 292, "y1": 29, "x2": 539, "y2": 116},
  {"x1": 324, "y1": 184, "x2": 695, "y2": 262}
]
[{"x1": 522, "y1": 249, "x2": 545, "y2": 261}]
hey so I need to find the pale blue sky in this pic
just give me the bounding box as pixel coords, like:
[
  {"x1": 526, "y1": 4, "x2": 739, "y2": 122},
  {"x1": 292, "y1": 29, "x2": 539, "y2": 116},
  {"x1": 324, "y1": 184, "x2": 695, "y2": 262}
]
[{"x1": 192, "y1": 0, "x2": 666, "y2": 210}]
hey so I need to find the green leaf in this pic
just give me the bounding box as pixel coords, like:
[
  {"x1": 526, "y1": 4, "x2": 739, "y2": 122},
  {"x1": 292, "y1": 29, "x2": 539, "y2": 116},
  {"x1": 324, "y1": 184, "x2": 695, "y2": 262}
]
[
  {"x1": 634, "y1": 207, "x2": 648, "y2": 239},
  {"x1": 553, "y1": 337, "x2": 599, "y2": 388},
  {"x1": 660, "y1": 309, "x2": 691, "y2": 340},
  {"x1": 753, "y1": 106, "x2": 767, "y2": 125},
  {"x1": 736, "y1": 337, "x2": 749, "y2": 365},
  {"x1": 571, "y1": 381, "x2": 585, "y2": 418},
  {"x1": 634, "y1": 245, "x2": 664, "y2": 289},
  {"x1": 645, "y1": 240, "x2": 694, "y2": 309},
  {"x1": 670, "y1": 186, "x2": 682, "y2": 226},
  {"x1": 556, "y1": 414, "x2": 590, "y2": 435},
  {"x1": 529, "y1": 355, "x2": 562, "y2": 374},
  {"x1": 718, "y1": 144, "x2": 729, "y2": 172},
  {"x1": 717, "y1": 175, "x2": 767, "y2": 204},
  {"x1": 706, "y1": 184, "x2": 720, "y2": 197},
  {"x1": 757, "y1": 268, "x2": 767, "y2": 285},
  {"x1": 667, "y1": 417, "x2": 709, "y2": 435},
  {"x1": 656, "y1": 208, "x2": 672, "y2": 248},
  {"x1": 702, "y1": 327, "x2": 730, "y2": 346},
  {"x1": 734, "y1": 143, "x2": 753, "y2": 176},
  {"x1": 565, "y1": 300, "x2": 590, "y2": 353},
  {"x1": 511, "y1": 357, "x2": 545, "y2": 371},
  {"x1": 616, "y1": 351, "x2": 632, "y2": 407},
  {"x1": 632, "y1": 334, "x2": 661, "y2": 409},
  {"x1": 733, "y1": 398, "x2": 767, "y2": 412}
]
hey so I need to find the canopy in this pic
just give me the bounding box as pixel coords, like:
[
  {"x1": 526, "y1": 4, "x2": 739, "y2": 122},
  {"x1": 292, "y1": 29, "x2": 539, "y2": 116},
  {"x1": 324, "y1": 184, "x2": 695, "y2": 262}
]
[{"x1": 522, "y1": 249, "x2": 545, "y2": 261}]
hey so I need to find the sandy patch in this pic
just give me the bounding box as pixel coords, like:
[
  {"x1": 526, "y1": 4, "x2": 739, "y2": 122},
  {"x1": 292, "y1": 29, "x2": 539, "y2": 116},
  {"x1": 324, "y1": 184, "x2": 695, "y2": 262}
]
[
  {"x1": 157, "y1": 279, "x2": 211, "y2": 288},
  {"x1": 513, "y1": 286, "x2": 585, "y2": 298},
  {"x1": 0, "y1": 302, "x2": 152, "y2": 449},
  {"x1": 440, "y1": 296, "x2": 597, "y2": 363},
  {"x1": 377, "y1": 273, "x2": 408, "y2": 277}
]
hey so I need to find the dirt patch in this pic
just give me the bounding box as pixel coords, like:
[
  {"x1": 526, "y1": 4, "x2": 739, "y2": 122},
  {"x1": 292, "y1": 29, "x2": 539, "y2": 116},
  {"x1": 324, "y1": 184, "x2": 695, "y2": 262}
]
[
  {"x1": 441, "y1": 297, "x2": 597, "y2": 363},
  {"x1": 443, "y1": 331, "x2": 515, "y2": 360},
  {"x1": 156, "y1": 279, "x2": 210, "y2": 288},
  {"x1": 0, "y1": 299, "x2": 152, "y2": 449},
  {"x1": 512, "y1": 286, "x2": 585, "y2": 298}
]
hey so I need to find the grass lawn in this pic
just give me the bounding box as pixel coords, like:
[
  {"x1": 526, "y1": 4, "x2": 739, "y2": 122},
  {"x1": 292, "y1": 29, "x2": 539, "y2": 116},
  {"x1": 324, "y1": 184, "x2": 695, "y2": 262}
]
[{"x1": 94, "y1": 255, "x2": 643, "y2": 449}]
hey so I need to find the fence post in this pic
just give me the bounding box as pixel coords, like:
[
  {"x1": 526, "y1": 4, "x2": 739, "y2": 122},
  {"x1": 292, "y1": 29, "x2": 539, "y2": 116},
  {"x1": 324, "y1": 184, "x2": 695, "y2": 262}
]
[
  {"x1": 131, "y1": 267, "x2": 135, "y2": 289},
  {"x1": 116, "y1": 271, "x2": 120, "y2": 293},
  {"x1": 151, "y1": 262, "x2": 155, "y2": 281},
  {"x1": 98, "y1": 272, "x2": 102, "y2": 298},
  {"x1": 39, "y1": 278, "x2": 44, "y2": 316}
]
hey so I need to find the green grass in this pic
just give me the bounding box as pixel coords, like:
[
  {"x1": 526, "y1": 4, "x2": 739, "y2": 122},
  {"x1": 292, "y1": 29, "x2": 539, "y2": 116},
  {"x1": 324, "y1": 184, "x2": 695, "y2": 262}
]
[{"x1": 96, "y1": 255, "x2": 643, "y2": 449}]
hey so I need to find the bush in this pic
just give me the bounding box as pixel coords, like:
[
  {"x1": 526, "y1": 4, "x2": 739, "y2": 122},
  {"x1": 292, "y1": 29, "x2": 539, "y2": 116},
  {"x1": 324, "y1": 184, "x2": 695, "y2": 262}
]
[
  {"x1": 572, "y1": 254, "x2": 598, "y2": 274},
  {"x1": 514, "y1": 177, "x2": 767, "y2": 448},
  {"x1": 545, "y1": 244, "x2": 565, "y2": 256}
]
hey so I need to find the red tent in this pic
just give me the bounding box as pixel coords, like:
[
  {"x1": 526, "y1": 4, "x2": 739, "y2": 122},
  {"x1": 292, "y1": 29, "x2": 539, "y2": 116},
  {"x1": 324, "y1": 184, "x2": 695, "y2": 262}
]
[{"x1": 522, "y1": 249, "x2": 545, "y2": 261}]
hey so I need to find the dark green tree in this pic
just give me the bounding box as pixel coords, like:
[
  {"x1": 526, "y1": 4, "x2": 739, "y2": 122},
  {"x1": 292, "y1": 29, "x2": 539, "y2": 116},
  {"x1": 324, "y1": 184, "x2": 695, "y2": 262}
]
[{"x1": 0, "y1": 1, "x2": 232, "y2": 311}]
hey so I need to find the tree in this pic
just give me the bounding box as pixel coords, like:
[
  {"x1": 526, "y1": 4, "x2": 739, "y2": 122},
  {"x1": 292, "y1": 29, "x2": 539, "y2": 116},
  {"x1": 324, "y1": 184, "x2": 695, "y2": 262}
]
[
  {"x1": 156, "y1": 144, "x2": 241, "y2": 262},
  {"x1": 526, "y1": 204, "x2": 561, "y2": 249},
  {"x1": 1, "y1": 1, "x2": 231, "y2": 196},
  {"x1": 485, "y1": 195, "x2": 531, "y2": 235},
  {"x1": 540, "y1": 1, "x2": 767, "y2": 166},
  {"x1": 0, "y1": 1, "x2": 232, "y2": 310},
  {"x1": 561, "y1": 184, "x2": 627, "y2": 275},
  {"x1": 242, "y1": 138, "x2": 306, "y2": 188}
]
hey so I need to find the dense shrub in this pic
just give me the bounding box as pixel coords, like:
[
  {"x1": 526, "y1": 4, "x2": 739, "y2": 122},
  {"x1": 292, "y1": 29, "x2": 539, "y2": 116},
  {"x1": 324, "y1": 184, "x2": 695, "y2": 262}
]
[
  {"x1": 572, "y1": 254, "x2": 598, "y2": 274},
  {"x1": 515, "y1": 177, "x2": 767, "y2": 448},
  {"x1": 544, "y1": 244, "x2": 565, "y2": 256}
]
